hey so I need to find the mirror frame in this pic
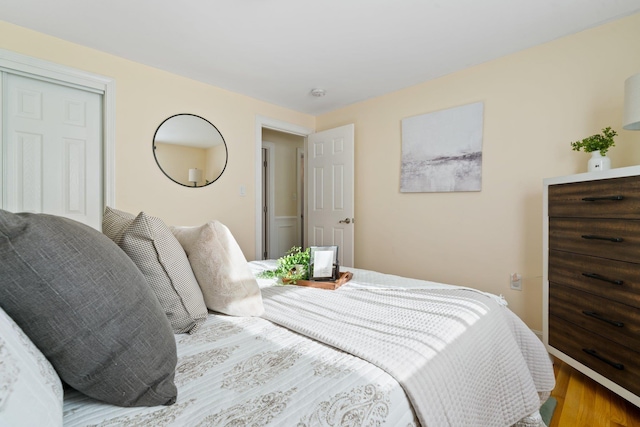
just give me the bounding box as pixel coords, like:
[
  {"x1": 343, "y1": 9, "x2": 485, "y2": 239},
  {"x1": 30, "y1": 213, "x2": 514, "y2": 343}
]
[{"x1": 152, "y1": 113, "x2": 228, "y2": 188}]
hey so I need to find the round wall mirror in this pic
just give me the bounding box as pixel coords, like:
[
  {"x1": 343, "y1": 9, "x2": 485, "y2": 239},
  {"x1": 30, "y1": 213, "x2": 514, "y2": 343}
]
[{"x1": 153, "y1": 114, "x2": 228, "y2": 187}]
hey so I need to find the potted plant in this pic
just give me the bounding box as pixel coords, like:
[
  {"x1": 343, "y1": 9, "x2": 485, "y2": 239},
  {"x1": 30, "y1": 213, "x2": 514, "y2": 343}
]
[
  {"x1": 259, "y1": 246, "x2": 310, "y2": 284},
  {"x1": 570, "y1": 126, "x2": 617, "y2": 172}
]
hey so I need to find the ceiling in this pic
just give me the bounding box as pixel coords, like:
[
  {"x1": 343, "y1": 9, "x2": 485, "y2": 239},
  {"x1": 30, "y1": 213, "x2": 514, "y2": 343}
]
[{"x1": 1, "y1": 0, "x2": 639, "y2": 115}]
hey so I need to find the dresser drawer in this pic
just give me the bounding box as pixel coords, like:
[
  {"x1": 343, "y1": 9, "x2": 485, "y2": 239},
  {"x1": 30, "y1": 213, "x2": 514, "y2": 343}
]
[
  {"x1": 549, "y1": 315, "x2": 640, "y2": 396},
  {"x1": 549, "y1": 217, "x2": 640, "y2": 263},
  {"x1": 548, "y1": 250, "x2": 640, "y2": 307},
  {"x1": 548, "y1": 176, "x2": 640, "y2": 219},
  {"x1": 549, "y1": 283, "x2": 640, "y2": 352}
]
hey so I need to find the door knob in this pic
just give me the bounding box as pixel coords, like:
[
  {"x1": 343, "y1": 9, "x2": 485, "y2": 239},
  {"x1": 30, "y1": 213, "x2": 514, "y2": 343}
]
[{"x1": 339, "y1": 218, "x2": 352, "y2": 224}]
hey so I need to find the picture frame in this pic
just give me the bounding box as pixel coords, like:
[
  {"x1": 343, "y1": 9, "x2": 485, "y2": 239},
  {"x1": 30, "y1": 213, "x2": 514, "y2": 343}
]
[{"x1": 309, "y1": 246, "x2": 339, "y2": 281}]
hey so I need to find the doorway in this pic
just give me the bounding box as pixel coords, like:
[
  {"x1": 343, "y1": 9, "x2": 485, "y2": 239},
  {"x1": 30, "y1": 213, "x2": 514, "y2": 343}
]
[
  {"x1": 262, "y1": 130, "x2": 305, "y2": 259},
  {"x1": 254, "y1": 116, "x2": 312, "y2": 260},
  {"x1": 254, "y1": 117, "x2": 355, "y2": 266}
]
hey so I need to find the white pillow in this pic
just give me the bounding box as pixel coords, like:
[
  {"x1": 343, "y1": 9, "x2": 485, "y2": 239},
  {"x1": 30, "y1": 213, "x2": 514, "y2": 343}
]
[
  {"x1": 171, "y1": 221, "x2": 264, "y2": 316},
  {"x1": 0, "y1": 307, "x2": 63, "y2": 427},
  {"x1": 107, "y1": 209, "x2": 209, "y2": 334}
]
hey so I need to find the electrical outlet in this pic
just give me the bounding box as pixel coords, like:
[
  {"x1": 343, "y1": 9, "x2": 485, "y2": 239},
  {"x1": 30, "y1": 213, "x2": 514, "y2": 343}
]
[{"x1": 510, "y1": 273, "x2": 522, "y2": 291}]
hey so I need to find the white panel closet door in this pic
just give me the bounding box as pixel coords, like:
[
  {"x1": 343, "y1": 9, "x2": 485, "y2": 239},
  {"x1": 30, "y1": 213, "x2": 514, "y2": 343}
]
[{"x1": 4, "y1": 74, "x2": 102, "y2": 229}]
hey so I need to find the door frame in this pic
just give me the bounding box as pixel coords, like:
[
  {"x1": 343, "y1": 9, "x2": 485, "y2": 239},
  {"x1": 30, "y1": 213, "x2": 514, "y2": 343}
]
[
  {"x1": 0, "y1": 48, "x2": 116, "y2": 209},
  {"x1": 254, "y1": 116, "x2": 312, "y2": 260},
  {"x1": 261, "y1": 141, "x2": 275, "y2": 259},
  {"x1": 296, "y1": 146, "x2": 304, "y2": 247}
]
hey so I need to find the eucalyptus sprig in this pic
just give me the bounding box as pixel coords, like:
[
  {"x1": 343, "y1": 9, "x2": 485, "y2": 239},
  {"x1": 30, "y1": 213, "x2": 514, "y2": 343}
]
[
  {"x1": 570, "y1": 127, "x2": 617, "y2": 156},
  {"x1": 258, "y1": 246, "x2": 310, "y2": 284}
]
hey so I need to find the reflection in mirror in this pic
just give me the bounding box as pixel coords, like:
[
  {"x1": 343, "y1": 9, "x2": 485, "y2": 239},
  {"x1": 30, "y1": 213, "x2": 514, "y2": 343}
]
[{"x1": 153, "y1": 114, "x2": 228, "y2": 187}]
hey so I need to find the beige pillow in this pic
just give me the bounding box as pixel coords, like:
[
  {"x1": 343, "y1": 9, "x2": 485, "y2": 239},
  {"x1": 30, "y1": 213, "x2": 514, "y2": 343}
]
[
  {"x1": 171, "y1": 221, "x2": 264, "y2": 317},
  {"x1": 106, "y1": 209, "x2": 208, "y2": 334}
]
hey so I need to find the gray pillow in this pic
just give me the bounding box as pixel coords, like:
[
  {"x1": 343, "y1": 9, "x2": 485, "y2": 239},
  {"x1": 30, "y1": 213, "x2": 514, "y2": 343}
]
[
  {"x1": 102, "y1": 206, "x2": 135, "y2": 244},
  {"x1": 108, "y1": 210, "x2": 209, "y2": 334},
  {"x1": 0, "y1": 210, "x2": 177, "y2": 407}
]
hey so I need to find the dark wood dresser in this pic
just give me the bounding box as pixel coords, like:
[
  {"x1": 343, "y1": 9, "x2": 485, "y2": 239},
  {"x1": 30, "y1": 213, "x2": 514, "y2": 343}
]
[{"x1": 543, "y1": 166, "x2": 640, "y2": 408}]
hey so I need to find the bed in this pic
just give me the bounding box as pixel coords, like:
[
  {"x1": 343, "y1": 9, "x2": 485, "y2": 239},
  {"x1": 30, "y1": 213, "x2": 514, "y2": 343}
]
[
  {"x1": 62, "y1": 259, "x2": 553, "y2": 427},
  {"x1": 0, "y1": 209, "x2": 555, "y2": 427}
]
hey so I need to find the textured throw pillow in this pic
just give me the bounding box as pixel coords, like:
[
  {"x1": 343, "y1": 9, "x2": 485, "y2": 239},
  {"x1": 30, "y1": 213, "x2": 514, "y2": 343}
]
[
  {"x1": 119, "y1": 211, "x2": 208, "y2": 334},
  {"x1": 0, "y1": 210, "x2": 177, "y2": 407},
  {"x1": 102, "y1": 206, "x2": 136, "y2": 244},
  {"x1": 171, "y1": 221, "x2": 264, "y2": 316},
  {"x1": 0, "y1": 306, "x2": 63, "y2": 427}
]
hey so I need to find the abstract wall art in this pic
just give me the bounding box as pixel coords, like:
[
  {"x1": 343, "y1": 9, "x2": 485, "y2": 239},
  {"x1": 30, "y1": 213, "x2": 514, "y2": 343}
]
[{"x1": 401, "y1": 102, "x2": 484, "y2": 193}]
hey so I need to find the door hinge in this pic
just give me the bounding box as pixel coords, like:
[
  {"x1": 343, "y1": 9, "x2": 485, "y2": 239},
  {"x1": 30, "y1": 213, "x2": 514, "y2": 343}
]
[
  {"x1": 263, "y1": 251, "x2": 268, "y2": 259},
  {"x1": 263, "y1": 206, "x2": 267, "y2": 213}
]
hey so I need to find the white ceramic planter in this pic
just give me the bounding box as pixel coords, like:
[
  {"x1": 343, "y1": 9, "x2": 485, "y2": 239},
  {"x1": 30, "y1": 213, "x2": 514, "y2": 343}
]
[{"x1": 587, "y1": 151, "x2": 611, "y2": 172}]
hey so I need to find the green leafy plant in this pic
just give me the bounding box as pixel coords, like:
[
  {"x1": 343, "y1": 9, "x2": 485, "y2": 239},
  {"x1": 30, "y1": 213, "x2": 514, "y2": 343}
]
[
  {"x1": 570, "y1": 127, "x2": 617, "y2": 156},
  {"x1": 258, "y1": 246, "x2": 310, "y2": 284}
]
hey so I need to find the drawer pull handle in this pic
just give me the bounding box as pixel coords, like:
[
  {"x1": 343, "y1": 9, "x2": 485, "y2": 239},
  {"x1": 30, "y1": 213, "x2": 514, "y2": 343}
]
[
  {"x1": 581, "y1": 234, "x2": 624, "y2": 243},
  {"x1": 583, "y1": 348, "x2": 624, "y2": 370},
  {"x1": 582, "y1": 310, "x2": 624, "y2": 327},
  {"x1": 581, "y1": 195, "x2": 624, "y2": 202},
  {"x1": 582, "y1": 272, "x2": 624, "y2": 286}
]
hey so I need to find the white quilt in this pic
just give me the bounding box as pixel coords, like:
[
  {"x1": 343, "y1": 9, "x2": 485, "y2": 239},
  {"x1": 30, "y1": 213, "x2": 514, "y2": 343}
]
[
  {"x1": 62, "y1": 261, "x2": 553, "y2": 427},
  {"x1": 255, "y1": 262, "x2": 555, "y2": 427},
  {"x1": 63, "y1": 314, "x2": 418, "y2": 426}
]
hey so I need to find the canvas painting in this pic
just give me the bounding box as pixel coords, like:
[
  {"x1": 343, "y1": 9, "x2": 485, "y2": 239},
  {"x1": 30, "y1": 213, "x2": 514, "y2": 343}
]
[{"x1": 401, "y1": 102, "x2": 484, "y2": 192}]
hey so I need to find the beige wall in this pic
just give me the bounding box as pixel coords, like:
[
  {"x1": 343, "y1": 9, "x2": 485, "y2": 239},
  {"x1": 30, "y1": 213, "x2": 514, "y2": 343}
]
[
  {"x1": 316, "y1": 13, "x2": 640, "y2": 330},
  {"x1": 0, "y1": 20, "x2": 315, "y2": 256},
  {"x1": 262, "y1": 129, "x2": 304, "y2": 217}
]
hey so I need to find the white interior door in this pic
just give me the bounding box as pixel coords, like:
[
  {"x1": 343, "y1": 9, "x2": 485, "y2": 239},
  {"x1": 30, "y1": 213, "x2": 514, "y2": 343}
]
[
  {"x1": 3, "y1": 73, "x2": 103, "y2": 229},
  {"x1": 307, "y1": 124, "x2": 354, "y2": 267}
]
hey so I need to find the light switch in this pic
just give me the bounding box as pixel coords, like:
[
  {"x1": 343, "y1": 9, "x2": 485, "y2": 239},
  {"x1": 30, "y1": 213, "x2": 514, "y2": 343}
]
[{"x1": 510, "y1": 273, "x2": 522, "y2": 291}]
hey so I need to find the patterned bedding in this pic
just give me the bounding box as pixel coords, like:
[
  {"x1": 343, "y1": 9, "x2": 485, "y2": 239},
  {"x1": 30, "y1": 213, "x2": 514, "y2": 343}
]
[
  {"x1": 63, "y1": 313, "x2": 418, "y2": 426},
  {"x1": 62, "y1": 261, "x2": 554, "y2": 426}
]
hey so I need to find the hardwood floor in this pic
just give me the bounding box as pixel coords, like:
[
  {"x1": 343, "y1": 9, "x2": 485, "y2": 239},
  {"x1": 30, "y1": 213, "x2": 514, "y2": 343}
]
[{"x1": 549, "y1": 358, "x2": 640, "y2": 427}]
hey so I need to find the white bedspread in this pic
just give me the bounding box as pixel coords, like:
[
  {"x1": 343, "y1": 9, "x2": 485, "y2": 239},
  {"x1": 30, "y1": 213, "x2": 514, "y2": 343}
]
[
  {"x1": 63, "y1": 314, "x2": 418, "y2": 426},
  {"x1": 256, "y1": 263, "x2": 555, "y2": 427}
]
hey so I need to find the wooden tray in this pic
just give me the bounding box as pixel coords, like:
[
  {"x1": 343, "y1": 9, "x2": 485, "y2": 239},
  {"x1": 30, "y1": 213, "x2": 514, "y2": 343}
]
[{"x1": 284, "y1": 271, "x2": 353, "y2": 290}]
